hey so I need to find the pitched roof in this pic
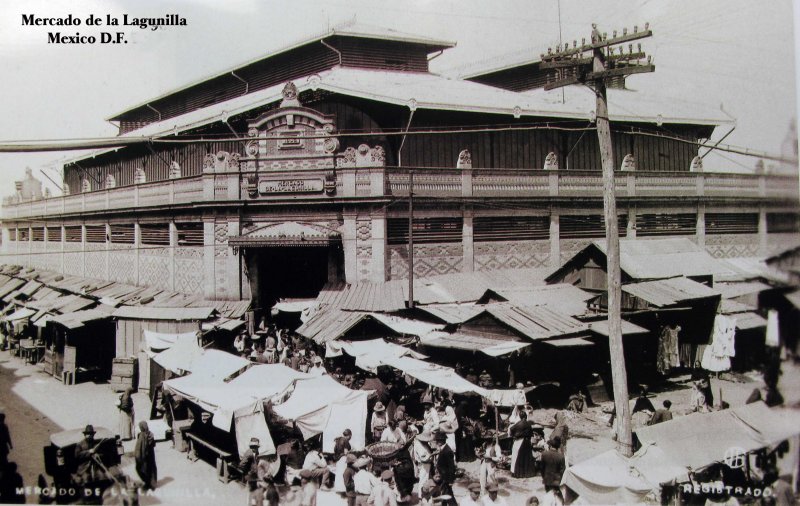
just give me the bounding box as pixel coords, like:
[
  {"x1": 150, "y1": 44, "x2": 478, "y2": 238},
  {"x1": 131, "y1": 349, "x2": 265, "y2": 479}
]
[
  {"x1": 482, "y1": 283, "x2": 595, "y2": 315},
  {"x1": 111, "y1": 306, "x2": 215, "y2": 321},
  {"x1": 480, "y1": 304, "x2": 588, "y2": 341},
  {"x1": 549, "y1": 238, "x2": 736, "y2": 282},
  {"x1": 295, "y1": 310, "x2": 371, "y2": 344},
  {"x1": 415, "y1": 304, "x2": 486, "y2": 324},
  {"x1": 621, "y1": 277, "x2": 721, "y2": 307}
]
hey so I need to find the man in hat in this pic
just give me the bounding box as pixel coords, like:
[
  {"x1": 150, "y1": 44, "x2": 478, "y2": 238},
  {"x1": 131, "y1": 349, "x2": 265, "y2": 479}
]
[
  {"x1": 482, "y1": 484, "x2": 508, "y2": 506},
  {"x1": 302, "y1": 441, "x2": 331, "y2": 486},
  {"x1": 334, "y1": 429, "x2": 353, "y2": 461},
  {"x1": 342, "y1": 453, "x2": 358, "y2": 506},
  {"x1": 309, "y1": 356, "x2": 327, "y2": 377},
  {"x1": 433, "y1": 432, "x2": 456, "y2": 502},
  {"x1": 264, "y1": 337, "x2": 278, "y2": 364},
  {"x1": 353, "y1": 456, "x2": 377, "y2": 506},
  {"x1": 371, "y1": 402, "x2": 388, "y2": 442},
  {"x1": 239, "y1": 437, "x2": 262, "y2": 479},
  {"x1": 461, "y1": 482, "x2": 483, "y2": 506},
  {"x1": 540, "y1": 438, "x2": 565, "y2": 493},
  {"x1": 413, "y1": 430, "x2": 434, "y2": 490},
  {"x1": 369, "y1": 469, "x2": 398, "y2": 506},
  {"x1": 74, "y1": 425, "x2": 98, "y2": 485}
]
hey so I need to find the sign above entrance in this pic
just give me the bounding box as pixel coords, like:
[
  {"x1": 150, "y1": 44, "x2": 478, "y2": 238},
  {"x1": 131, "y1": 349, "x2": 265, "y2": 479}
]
[{"x1": 258, "y1": 179, "x2": 324, "y2": 194}]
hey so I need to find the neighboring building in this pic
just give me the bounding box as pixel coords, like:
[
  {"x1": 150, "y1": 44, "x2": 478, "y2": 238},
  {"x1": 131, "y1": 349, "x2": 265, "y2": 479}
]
[{"x1": 1, "y1": 23, "x2": 798, "y2": 315}]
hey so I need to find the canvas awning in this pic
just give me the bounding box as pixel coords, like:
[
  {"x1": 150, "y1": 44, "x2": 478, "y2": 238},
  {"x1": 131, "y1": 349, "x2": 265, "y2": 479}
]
[
  {"x1": 587, "y1": 319, "x2": 650, "y2": 337},
  {"x1": 152, "y1": 334, "x2": 204, "y2": 373},
  {"x1": 634, "y1": 402, "x2": 800, "y2": 473},
  {"x1": 144, "y1": 329, "x2": 199, "y2": 352},
  {"x1": 272, "y1": 299, "x2": 317, "y2": 313},
  {"x1": 2, "y1": 307, "x2": 35, "y2": 322},
  {"x1": 562, "y1": 445, "x2": 689, "y2": 504},
  {"x1": 419, "y1": 331, "x2": 530, "y2": 356},
  {"x1": 541, "y1": 337, "x2": 595, "y2": 347}
]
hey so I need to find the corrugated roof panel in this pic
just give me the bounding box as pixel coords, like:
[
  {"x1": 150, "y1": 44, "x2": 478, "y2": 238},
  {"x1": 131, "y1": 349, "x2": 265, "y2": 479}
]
[
  {"x1": 592, "y1": 238, "x2": 737, "y2": 280},
  {"x1": 487, "y1": 284, "x2": 595, "y2": 315},
  {"x1": 416, "y1": 304, "x2": 485, "y2": 324},
  {"x1": 541, "y1": 337, "x2": 595, "y2": 347},
  {"x1": 622, "y1": 277, "x2": 720, "y2": 307},
  {"x1": 715, "y1": 281, "x2": 774, "y2": 300},
  {"x1": 296, "y1": 310, "x2": 370, "y2": 344},
  {"x1": 112, "y1": 306, "x2": 215, "y2": 321},
  {"x1": 484, "y1": 304, "x2": 587, "y2": 341},
  {"x1": 0, "y1": 278, "x2": 25, "y2": 299}
]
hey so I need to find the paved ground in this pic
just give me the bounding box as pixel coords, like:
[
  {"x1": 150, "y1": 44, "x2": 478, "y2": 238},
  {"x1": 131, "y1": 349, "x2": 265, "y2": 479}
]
[{"x1": 0, "y1": 349, "x2": 798, "y2": 505}]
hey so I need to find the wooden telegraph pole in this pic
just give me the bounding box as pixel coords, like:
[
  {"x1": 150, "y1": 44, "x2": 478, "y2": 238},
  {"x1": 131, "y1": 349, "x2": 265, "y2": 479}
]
[{"x1": 541, "y1": 23, "x2": 654, "y2": 456}]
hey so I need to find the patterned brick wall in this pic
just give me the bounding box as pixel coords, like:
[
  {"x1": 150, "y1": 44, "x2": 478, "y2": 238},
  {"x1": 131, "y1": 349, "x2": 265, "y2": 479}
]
[
  {"x1": 389, "y1": 242, "x2": 463, "y2": 279},
  {"x1": 704, "y1": 234, "x2": 760, "y2": 258},
  {"x1": 108, "y1": 245, "x2": 136, "y2": 284},
  {"x1": 139, "y1": 247, "x2": 170, "y2": 290},
  {"x1": 475, "y1": 240, "x2": 551, "y2": 271},
  {"x1": 84, "y1": 243, "x2": 105, "y2": 280},
  {"x1": 175, "y1": 247, "x2": 204, "y2": 294}
]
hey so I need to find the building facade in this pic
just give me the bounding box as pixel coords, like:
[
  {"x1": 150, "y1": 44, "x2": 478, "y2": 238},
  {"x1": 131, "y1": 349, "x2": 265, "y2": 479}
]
[{"x1": 2, "y1": 25, "x2": 798, "y2": 314}]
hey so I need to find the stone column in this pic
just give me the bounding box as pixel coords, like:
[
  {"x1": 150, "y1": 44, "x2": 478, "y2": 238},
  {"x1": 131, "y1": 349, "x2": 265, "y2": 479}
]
[
  {"x1": 80, "y1": 225, "x2": 86, "y2": 277},
  {"x1": 104, "y1": 223, "x2": 111, "y2": 281},
  {"x1": 549, "y1": 213, "x2": 560, "y2": 268},
  {"x1": 134, "y1": 223, "x2": 141, "y2": 285},
  {"x1": 370, "y1": 214, "x2": 388, "y2": 282},
  {"x1": 169, "y1": 222, "x2": 177, "y2": 291},
  {"x1": 627, "y1": 209, "x2": 637, "y2": 239},
  {"x1": 203, "y1": 220, "x2": 215, "y2": 299},
  {"x1": 226, "y1": 218, "x2": 242, "y2": 300},
  {"x1": 696, "y1": 204, "x2": 706, "y2": 248},
  {"x1": 60, "y1": 225, "x2": 66, "y2": 274},
  {"x1": 463, "y1": 210, "x2": 474, "y2": 272},
  {"x1": 758, "y1": 206, "x2": 768, "y2": 256},
  {"x1": 342, "y1": 213, "x2": 358, "y2": 283}
]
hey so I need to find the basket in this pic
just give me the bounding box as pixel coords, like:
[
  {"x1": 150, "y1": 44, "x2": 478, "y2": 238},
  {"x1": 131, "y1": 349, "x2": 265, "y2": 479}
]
[{"x1": 365, "y1": 442, "x2": 403, "y2": 468}]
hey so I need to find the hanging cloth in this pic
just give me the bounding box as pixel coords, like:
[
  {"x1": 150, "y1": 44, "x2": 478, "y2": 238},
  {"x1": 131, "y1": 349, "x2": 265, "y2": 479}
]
[
  {"x1": 701, "y1": 315, "x2": 736, "y2": 372},
  {"x1": 765, "y1": 310, "x2": 780, "y2": 347}
]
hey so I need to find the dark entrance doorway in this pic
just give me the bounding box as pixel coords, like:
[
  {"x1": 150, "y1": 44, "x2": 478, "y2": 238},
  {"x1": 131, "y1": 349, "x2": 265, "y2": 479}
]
[{"x1": 245, "y1": 243, "x2": 342, "y2": 314}]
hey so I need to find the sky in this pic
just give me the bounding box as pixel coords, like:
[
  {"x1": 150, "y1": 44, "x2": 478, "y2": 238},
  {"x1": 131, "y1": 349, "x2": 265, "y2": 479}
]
[{"x1": 0, "y1": 0, "x2": 798, "y2": 198}]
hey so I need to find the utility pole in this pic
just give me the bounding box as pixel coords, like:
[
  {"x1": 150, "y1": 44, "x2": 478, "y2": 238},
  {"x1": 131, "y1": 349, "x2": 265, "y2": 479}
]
[
  {"x1": 542, "y1": 23, "x2": 654, "y2": 457},
  {"x1": 408, "y1": 168, "x2": 414, "y2": 308}
]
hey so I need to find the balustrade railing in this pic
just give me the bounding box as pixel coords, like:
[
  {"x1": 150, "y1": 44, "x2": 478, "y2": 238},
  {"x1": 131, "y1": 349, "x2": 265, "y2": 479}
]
[{"x1": 1, "y1": 168, "x2": 796, "y2": 220}]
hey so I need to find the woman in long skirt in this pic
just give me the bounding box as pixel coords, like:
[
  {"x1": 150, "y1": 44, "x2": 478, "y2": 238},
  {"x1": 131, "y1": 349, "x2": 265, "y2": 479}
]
[
  {"x1": 118, "y1": 388, "x2": 135, "y2": 441},
  {"x1": 508, "y1": 410, "x2": 536, "y2": 478},
  {"x1": 135, "y1": 421, "x2": 157, "y2": 489}
]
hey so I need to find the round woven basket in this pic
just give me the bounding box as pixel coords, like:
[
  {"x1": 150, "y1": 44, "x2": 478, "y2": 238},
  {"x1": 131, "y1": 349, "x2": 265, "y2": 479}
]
[{"x1": 365, "y1": 441, "x2": 403, "y2": 468}]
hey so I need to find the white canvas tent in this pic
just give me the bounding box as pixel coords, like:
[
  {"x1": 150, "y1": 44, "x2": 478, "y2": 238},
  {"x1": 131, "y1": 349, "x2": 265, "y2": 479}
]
[
  {"x1": 327, "y1": 339, "x2": 527, "y2": 406},
  {"x1": 272, "y1": 374, "x2": 371, "y2": 453}
]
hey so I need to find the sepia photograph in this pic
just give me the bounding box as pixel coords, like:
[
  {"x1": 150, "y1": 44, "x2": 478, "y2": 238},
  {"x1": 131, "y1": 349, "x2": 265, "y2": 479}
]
[{"x1": 0, "y1": 0, "x2": 799, "y2": 504}]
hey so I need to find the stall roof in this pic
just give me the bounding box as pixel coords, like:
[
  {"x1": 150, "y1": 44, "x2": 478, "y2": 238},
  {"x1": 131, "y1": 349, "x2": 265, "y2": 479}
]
[
  {"x1": 112, "y1": 306, "x2": 215, "y2": 321},
  {"x1": 2, "y1": 307, "x2": 36, "y2": 322},
  {"x1": 715, "y1": 280, "x2": 774, "y2": 300},
  {"x1": 541, "y1": 337, "x2": 595, "y2": 347},
  {"x1": 481, "y1": 284, "x2": 595, "y2": 315},
  {"x1": 0, "y1": 278, "x2": 25, "y2": 299},
  {"x1": 368, "y1": 313, "x2": 443, "y2": 337},
  {"x1": 621, "y1": 276, "x2": 721, "y2": 307},
  {"x1": 51, "y1": 306, "x2": 115, "y2": 329},
  {"x1": 634, "y1": 402, "x2": 800, "y2": 473},
  {"x1": 480, "y1": 304, "x2": 589, "y2": 341},
  {"x1": 296, "y1": 310, "x2": 373, "y2": 344},
  {"x1": 197, "y1": 300, "x2": 251, "y2": 319},
  {"x1": 202, "y1": 318, "x2": 246, "y2": 332},
  {"x1": 419, "y1": 331, "x2": 530, "y2": 356},
  {"x1": 338, "y1": 282, "x2": 408, "y2": 312},
  {"x1": 415, "y1": 304, "x2": 486, "y2": 324},
  {"x1": 714, "y1": 257, "x2": 789, "y2": 283},
  {"x1": 587, "y1": 319, "x2": 650, "y2": 337},
  {"x1": 548, "y1": 238, "x2": 736, "y2": 282},
  {"x1": 732, "y1": 312, "x2": 767, "y2": 330}
]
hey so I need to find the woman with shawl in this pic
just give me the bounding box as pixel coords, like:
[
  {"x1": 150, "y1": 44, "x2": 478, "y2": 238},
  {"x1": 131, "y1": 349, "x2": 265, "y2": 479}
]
[
  {"x1": 508, "y1": 410, "x2": 536, "y2": 478},
  {"x1": 548, "y1": 411, "x2": 569, "y2": 455},
  {"x1": 117, "y1": 387, "x2": 134, "y2": 441},
  {"x1": 135, "y1": 421, "x2": 157, "y2": 490}
]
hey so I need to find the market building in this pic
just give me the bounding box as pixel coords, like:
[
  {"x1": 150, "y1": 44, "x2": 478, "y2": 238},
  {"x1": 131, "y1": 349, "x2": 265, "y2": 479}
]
[{"x1": 1, "y1": 23, "x2": 798, "y2": 317}]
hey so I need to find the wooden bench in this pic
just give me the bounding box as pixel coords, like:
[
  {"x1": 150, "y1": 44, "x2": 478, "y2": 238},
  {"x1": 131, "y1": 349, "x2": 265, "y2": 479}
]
[{"x1": 184, "y1": 432, "x2": 235, "y2": 483}]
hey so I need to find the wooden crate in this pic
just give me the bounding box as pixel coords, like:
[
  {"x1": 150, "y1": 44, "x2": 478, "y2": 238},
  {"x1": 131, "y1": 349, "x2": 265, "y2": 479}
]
[{"x1": 112, "y1": 357, "x2": 137, "y2": 378}]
